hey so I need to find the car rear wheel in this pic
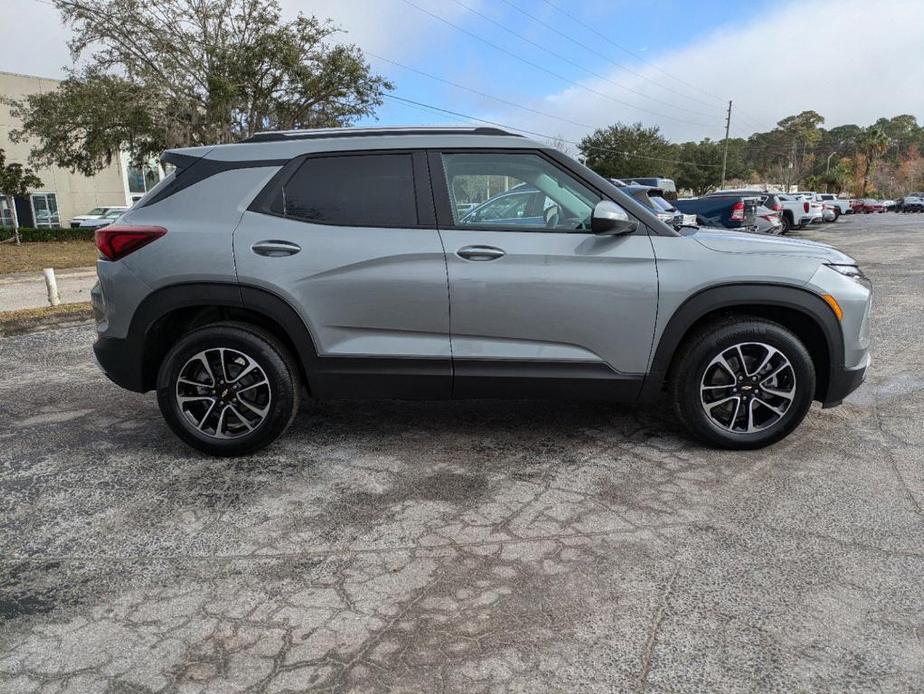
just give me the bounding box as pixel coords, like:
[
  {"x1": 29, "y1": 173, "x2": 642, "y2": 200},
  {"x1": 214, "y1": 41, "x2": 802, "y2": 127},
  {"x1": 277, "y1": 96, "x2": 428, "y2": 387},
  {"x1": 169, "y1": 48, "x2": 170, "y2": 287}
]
[
  {"x1": 780, "y1": 214, "x2": 791, "y2": 233},
  {"x1": 156, "y1": 323, "x2": 300, "y2": 456},
  {"x1": 670, "y1": 318, "x2": 815, "y2": 449}
]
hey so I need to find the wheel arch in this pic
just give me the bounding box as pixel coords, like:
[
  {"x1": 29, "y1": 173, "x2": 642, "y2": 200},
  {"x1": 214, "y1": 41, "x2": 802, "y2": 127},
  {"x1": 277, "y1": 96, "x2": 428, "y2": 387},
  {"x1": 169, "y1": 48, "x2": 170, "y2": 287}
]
[
  {"x1": 640, "y1": 284, "x2": 844, "y2": 404},
  {"x1": 126, "y1": 282, "x2": 319, "y2": 392}
]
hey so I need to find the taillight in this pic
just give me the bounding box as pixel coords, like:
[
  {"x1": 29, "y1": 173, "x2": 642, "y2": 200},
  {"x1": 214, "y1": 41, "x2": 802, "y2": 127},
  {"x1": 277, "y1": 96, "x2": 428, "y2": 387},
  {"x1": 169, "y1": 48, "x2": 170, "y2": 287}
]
[
  {"x1": 730, "y1": 200, "x2": 745, "y2": 221},
  {"x1": 803, "y1": 202, "x2": 810, "y2": 213},
  {"x1": 772, "y1": 202, "x2": 782, "y2": 211},
  {"x1": 96, "y1": 225, "x2": 167, "y2": 261}
]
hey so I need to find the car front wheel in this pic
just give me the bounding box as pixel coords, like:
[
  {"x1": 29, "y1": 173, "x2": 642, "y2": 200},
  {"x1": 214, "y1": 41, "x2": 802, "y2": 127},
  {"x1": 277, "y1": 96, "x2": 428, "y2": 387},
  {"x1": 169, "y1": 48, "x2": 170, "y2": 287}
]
[
  {"x1": 156, "y1": 323, "x2": 300, "y2": 456},
  {"x1": 670, "y1": 318, "x2": 815, "y2": 449}
]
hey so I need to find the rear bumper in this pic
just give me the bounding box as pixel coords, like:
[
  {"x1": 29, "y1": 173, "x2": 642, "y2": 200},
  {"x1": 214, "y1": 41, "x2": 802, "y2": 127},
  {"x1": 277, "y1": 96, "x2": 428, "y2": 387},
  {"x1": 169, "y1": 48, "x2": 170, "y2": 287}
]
[
  {"x1": 822, "y1": 355, "x2": 869, "y2": 408},
  {"x1": 93, "y1": 336, "x2": 147, "y2": 392}
]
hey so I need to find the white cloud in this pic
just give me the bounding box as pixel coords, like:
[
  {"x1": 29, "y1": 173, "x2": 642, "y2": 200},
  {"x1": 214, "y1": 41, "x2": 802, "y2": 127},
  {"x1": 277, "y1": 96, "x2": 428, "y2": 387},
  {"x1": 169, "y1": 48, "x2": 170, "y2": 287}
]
[
  {"x1": 0, "y1": 0, "x2": 473, "y2": 79},
  {"x1": 281, "y1": 0, "x2": 475, "y2": 59},
  {"x1": 0, "y1": 1, "x2": 72, "y2": 78},
  {"x1": 479, "y1": 0, "x2": 924, "y2": 143}
]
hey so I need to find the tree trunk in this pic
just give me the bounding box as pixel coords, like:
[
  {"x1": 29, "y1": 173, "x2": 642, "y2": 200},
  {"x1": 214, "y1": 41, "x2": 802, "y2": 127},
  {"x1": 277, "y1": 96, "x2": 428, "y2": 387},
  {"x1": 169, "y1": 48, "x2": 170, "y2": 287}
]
[{"x1": 861, "y1": 155, "x2": 872, "y2": 198}]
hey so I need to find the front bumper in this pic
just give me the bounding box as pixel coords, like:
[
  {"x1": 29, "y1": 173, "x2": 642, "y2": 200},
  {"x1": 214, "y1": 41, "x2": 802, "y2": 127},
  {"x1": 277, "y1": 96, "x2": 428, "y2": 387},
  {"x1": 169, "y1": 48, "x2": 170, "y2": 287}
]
[{"x1": 822, "y1": 354, "x2": 869, "y2": 407}]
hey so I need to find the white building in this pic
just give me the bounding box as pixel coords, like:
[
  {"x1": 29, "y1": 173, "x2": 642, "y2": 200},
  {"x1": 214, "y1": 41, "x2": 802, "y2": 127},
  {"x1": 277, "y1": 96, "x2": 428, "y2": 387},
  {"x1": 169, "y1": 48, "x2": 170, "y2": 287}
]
[{"x1": 0, "y1": 70, "x2": 164, "y2": 228}]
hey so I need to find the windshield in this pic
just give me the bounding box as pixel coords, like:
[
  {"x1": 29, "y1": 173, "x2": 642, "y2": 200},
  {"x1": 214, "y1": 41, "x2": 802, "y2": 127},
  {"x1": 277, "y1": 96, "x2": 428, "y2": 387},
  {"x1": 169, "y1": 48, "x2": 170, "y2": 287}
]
[
  {"x1": 86, "y1": 207, "x2": 106, "y2": 215},
  {"x1": 650, "y1": 196, "x2": 677, "y2": 213}
]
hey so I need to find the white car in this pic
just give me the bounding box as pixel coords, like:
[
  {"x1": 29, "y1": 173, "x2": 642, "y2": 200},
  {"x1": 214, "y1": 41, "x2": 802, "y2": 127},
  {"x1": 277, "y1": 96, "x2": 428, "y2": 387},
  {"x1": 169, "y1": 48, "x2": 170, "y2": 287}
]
[
  {"x1": 70, "y1": 206, "x2": 129, "y2": 229},
  {"x1": 78, "y1": 208, "x2": 127, "y2": 229}
]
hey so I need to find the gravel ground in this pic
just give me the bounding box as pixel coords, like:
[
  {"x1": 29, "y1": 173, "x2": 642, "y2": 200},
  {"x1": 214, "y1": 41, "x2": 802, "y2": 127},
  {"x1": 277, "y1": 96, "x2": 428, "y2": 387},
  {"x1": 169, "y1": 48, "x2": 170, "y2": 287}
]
[{"x1": 1, "y1": 213, "x2": 922, "y2": 693}]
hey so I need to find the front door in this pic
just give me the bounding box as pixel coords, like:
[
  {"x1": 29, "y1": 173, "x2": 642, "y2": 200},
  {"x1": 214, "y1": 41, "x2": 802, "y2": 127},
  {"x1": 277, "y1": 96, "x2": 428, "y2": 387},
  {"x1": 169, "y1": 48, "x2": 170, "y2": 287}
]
[
  {"x1": 431, "y1": 150, "x2": 659, "y2": 400},
  {"x1": 234, "y1": 151, "x2": 451, "y2": 398}
]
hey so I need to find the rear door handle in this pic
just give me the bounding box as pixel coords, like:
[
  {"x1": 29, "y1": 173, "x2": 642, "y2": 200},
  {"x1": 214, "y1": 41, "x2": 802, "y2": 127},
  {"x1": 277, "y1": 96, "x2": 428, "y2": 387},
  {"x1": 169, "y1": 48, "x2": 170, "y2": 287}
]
[
  {"x1": 252, "y1": 240, "x2": 301, "y2": 257},
  {"x1": 457, "y1": 245, "x2": 505, "y2": 261}
]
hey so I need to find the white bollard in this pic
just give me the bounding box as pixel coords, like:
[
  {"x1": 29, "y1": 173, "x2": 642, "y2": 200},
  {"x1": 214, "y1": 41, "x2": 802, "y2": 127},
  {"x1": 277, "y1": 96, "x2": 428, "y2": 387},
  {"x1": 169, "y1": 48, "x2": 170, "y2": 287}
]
[{"x1": 43, "y1": 267, "x2": 61, "y2": 307}]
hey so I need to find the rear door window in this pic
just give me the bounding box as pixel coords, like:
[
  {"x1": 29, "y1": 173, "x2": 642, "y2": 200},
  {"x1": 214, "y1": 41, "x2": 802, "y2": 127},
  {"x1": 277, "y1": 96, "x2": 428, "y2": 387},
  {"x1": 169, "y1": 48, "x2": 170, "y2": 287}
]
[{"x1": 283, "y1": 153, "x2": 418, "y2": 227}]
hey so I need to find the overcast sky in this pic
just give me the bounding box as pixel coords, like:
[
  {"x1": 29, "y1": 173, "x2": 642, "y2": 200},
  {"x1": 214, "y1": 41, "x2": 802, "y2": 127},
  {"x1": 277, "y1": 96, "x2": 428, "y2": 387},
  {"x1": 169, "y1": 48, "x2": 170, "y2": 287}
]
[{"x1": 3, "y1": 0, "x2": 923, "y2": 143}]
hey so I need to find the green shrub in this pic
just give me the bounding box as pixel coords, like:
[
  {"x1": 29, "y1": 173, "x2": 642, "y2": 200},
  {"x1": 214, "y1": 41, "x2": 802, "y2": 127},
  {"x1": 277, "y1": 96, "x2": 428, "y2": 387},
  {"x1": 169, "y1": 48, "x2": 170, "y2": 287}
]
[{"x1": 0, "y1": 227, "x2": 96, "y2": 242}]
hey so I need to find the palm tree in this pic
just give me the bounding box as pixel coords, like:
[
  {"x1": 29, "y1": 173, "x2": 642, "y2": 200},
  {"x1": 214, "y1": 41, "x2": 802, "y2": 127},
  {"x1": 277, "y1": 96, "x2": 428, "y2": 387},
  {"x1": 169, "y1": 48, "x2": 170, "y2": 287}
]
[{"x1": 858, "y1": 126, "x2": 890, "y2": 197}]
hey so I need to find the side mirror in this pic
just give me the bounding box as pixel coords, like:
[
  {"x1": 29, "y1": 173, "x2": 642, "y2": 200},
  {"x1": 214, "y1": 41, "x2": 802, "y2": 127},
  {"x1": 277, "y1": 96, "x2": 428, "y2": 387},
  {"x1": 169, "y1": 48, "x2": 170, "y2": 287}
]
[{"x1": 591, "y1": 200, "x2": 638, "y2": 235}]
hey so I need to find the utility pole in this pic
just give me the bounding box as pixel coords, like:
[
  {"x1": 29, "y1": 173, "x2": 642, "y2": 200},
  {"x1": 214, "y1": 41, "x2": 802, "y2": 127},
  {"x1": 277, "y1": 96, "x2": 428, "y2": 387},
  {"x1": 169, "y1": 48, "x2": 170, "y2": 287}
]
[{"x1": 720, "y1": 100, "x2": 732, "y2": 189}]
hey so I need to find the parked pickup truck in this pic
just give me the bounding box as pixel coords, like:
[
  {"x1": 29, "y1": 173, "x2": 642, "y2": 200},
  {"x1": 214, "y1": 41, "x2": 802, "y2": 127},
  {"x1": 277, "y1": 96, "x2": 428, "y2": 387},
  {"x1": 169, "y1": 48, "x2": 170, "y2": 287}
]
[
  {"x1": 706, "y1": 189, "x2": 809, "y2": 233},
  {"x1": 674, "y1": 195, "x2": 759, "y2": 231},
  {"x1": 790, "y1": 192, "x2": 848, "y2": 219}
]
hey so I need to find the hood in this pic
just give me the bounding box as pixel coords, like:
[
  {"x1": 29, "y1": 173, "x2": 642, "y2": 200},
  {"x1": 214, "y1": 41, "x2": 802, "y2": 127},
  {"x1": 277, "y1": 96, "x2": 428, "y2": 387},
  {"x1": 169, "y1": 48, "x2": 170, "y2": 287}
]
[{"x1": 691, "y1": 227, "x2": 855, "y2": 264}]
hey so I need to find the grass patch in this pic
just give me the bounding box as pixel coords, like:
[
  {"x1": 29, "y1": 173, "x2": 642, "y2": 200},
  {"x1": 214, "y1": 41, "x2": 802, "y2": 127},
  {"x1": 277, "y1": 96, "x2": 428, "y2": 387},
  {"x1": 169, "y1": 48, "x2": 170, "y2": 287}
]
[
  {"x1": 0, "y1": 240, "x2": 98, "y2": 274},
  {"x1": 0, "y1": 302, "x2": 93, "y2": 337}
]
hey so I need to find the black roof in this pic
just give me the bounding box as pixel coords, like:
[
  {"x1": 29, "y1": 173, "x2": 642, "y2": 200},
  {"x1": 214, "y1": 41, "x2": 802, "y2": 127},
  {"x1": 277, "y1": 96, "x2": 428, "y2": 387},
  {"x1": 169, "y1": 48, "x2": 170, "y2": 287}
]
[{"x1": 240, "y1": 126, "x2": 519, "y2": 143}]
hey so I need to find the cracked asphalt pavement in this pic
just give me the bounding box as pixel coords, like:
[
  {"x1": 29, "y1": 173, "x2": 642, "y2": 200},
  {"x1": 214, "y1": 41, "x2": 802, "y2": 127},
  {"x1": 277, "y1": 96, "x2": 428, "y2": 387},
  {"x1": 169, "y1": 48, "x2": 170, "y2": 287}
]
[{"x1": 1, "y1": 213, "x2": 922, "y2": 693}]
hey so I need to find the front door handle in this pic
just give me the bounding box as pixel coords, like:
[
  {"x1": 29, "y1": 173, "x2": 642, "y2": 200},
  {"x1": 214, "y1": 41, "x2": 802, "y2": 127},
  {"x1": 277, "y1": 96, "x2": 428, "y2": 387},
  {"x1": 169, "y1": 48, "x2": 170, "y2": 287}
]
[
  {"x1": 457, "y1": 245, "x2": 505, "y2": 261},
  {"x1": 252, "y1": 240, "x2": 301, "y2": 257}
]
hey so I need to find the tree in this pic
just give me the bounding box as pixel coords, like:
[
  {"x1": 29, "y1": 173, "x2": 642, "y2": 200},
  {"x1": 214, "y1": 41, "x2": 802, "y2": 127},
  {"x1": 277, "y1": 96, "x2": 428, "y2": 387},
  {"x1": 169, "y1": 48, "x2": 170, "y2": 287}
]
[
  {"x1": 857, "y1": 125, "x2": 890, "y2": 196},
  {"x1": 776, "y1": 110, "x2": 824, "y2": 188},
  {"x1": 5, "y1": 0, "x2": 393, "y2": 176},
  {"x1": 672, "y1": 138, "x2": 749, "y2": 195},
  {"x1": 0, "y1": 149, "x2": 43, "y2": 245},
  {"x1": 578, "y1": 123, "x2": 673, "y2": 180}
]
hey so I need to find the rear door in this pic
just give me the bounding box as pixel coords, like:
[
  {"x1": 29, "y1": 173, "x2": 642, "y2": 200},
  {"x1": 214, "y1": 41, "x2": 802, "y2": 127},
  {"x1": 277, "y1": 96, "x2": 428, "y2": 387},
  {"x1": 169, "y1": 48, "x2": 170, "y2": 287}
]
[
  {"x1": 235, "y1": 150, "x2": 451, "y2": 398},
  {"x1": 430, "y1": 149, "x2": 658, "y2": 400}
]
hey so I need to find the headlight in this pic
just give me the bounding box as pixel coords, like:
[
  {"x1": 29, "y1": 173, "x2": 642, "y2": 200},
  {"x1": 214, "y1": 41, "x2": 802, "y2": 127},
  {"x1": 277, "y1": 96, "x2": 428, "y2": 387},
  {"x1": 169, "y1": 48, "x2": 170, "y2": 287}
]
[{"x1": 826, "y1": 263, "x2": 871, "y2": 288}]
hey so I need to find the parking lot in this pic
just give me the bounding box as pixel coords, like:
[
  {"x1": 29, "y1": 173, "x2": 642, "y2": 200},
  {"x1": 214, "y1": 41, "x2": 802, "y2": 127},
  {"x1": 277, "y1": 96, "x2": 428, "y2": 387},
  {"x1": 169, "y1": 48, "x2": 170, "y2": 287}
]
[{"x1": 1, "y1": 213, "x2": 922, "y2": 692}]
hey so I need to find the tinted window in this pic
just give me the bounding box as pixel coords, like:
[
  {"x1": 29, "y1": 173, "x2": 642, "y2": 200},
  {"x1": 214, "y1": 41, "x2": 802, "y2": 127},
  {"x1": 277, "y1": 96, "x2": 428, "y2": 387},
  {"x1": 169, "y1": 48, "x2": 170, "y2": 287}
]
[
  {"x1": 284, "y1": 154, "x2": 417, "y2": 227},
  {"x1": 442, "y1": 152, "x2": 603, "y2": 232}
]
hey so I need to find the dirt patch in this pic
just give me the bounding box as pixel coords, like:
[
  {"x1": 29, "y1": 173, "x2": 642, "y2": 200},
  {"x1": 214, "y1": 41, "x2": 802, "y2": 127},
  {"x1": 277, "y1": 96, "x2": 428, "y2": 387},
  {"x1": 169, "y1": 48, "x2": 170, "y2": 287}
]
[
  {"x1": 0, "y1": 302, "x2": 93, "y2": 336},
  {"x1": 0, "y1": 240, "x2": 98, "y2": 274}
]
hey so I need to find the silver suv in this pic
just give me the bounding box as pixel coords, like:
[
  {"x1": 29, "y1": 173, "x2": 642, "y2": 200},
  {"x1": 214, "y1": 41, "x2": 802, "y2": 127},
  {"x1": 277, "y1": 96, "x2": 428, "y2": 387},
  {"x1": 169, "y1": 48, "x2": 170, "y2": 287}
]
[{"x1": 91, "y1": 127, "x2": 871, "y2": 456}]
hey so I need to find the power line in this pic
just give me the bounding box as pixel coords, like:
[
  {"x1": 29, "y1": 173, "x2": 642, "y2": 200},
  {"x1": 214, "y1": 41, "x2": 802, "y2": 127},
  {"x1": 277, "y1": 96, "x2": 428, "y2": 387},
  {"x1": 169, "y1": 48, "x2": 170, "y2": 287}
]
[
  {"x1": 354, "y1": 47, "x2": 598, "y2": 131},
  {"x1": 496, "y1": 0, "x2": 728, "y2": 114},
  {"x1": 382, "y1": 93, "x2": 726, "y2": 168},
  {"x1": 538, "y1": 0, "x2": 728, "y2": 106},
  {"x1": 448, "y1": 0, "x2": 722, "y2": 120},
  {"x1": 397, "y1": 0, "x2": 721, "y2": 132}
]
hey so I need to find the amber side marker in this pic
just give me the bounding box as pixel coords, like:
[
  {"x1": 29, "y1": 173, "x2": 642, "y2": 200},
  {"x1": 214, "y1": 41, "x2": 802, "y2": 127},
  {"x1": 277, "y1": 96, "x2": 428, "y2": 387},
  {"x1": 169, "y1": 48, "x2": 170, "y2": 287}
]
[{"x1": 821, "y1": 294, "x2": 844, "y2": 321}]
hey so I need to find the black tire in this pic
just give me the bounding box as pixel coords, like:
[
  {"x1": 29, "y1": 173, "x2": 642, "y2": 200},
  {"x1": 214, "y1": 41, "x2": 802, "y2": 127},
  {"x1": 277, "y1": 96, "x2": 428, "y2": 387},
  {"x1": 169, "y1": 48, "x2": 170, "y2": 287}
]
[
  {"x1": 156, "y1": 322, "x2": 300, "y2": 456},
  {"x1": 780, "y1": 214, "x2": 792, "y2": 234},
  {"x1": 832, "y1": 208, "x2": 840, "y2": 221},
  {"x1": 669, "y1": 318, "x2": 815, "y2": 450}
]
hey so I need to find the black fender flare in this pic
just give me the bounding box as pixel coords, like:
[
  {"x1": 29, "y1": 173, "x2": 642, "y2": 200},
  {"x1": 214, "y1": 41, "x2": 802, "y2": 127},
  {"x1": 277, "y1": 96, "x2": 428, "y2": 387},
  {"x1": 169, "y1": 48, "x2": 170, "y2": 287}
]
[
  {"x1": 638, "y1": 283, "x2": 844, "y2": 402},
  {"x1": 123, "y1": 282, "x2": 321, "y2": 391}
]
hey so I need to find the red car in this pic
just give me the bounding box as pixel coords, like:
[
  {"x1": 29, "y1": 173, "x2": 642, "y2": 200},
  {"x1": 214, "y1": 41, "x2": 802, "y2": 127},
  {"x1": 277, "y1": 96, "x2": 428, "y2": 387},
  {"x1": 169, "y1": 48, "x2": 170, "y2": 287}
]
[{"x1": 853, "y1": 198, "x2": 886, "y2": 213}]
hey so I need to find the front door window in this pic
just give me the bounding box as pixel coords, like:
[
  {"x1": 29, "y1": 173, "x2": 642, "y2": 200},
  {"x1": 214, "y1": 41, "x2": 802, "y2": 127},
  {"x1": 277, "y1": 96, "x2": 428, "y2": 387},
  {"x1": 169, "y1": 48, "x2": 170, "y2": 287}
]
[{"x1": 442, "y1": 152, "x2": 604, "y2": 232}]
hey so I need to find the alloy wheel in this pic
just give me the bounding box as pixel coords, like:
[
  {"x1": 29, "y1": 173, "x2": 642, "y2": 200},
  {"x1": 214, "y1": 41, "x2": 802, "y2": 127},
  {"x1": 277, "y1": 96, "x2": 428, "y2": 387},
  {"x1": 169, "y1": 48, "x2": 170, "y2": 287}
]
[
  {"x1": 175, "y1": 347, "x2": 272, "y2": 439},
  {"x1": 699, "y1": 342, "x2": 796, "y2": 434}
]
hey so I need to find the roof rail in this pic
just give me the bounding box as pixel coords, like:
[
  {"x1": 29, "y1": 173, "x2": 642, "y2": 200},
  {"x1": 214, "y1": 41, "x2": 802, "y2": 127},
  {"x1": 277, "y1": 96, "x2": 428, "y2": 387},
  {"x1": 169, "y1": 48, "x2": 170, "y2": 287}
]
[{"x1": 240, "y1": 126, "x2": 519, "y2": 144}]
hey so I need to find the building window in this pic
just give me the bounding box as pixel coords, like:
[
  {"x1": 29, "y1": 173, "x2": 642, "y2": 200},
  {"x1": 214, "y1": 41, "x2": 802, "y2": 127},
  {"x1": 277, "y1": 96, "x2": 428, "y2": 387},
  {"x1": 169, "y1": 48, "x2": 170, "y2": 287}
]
[
  {"x1": 0, "y1": 197, "x2": 13, "y2": 229},
  {"x1": 31, "y1": 193, "x2": 60, "y2": 228},
  {"x1": 128, "y1": 164, "x2": 162, "y2": 196}
]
